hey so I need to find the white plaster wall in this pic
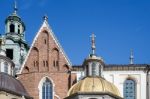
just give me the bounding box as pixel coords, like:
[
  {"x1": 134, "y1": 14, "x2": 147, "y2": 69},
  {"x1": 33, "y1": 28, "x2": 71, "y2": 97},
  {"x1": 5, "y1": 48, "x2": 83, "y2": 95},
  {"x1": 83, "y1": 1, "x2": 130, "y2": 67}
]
[
  {"x1": 0, "y1": 49, "x2": 6, "y2": 56},
  {"x1": 74, "y1": 70, "x2": 146, "y2": 99},
  {"x1": 1, "y1": 38, "x2": 28, "y2": 72},
  {"x1": 103, "y1": 71, "x2": 146, "y2": 99},
  {"x1": 2, "y1": 40, "x2": 21, "y2": 70},
  {"x1": 72, "y1": 71, "x2": 85, "y2": 81}
]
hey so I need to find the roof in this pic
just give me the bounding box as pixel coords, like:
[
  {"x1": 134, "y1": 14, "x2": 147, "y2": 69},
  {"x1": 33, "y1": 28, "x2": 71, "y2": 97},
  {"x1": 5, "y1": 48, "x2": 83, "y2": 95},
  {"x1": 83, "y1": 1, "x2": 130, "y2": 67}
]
[
  {"x1": 67, "y1": 76, "x2": 122, "y2": 98},
  {"x1": 5, "y1": 14, "x2": 25, "y2": 30},
  {"x1": 72, "y1": 64, "x2": 148, "y2": 71},
  {"x1": 104, "y1": 64, "x2": 147, "y2": 71},
  {"x1": 0, "y1": 73, "x2": 32, "y2": 99},
  {"x1": 4, "y1": 36, "x2": 29, "y2": 49}
]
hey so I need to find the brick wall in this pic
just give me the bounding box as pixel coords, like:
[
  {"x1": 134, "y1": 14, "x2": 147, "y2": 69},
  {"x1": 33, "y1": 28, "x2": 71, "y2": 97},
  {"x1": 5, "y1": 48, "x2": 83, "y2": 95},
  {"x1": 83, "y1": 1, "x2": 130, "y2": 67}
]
[{"x1": 18, "y1": 25, "x2": 76, "y2": 99}]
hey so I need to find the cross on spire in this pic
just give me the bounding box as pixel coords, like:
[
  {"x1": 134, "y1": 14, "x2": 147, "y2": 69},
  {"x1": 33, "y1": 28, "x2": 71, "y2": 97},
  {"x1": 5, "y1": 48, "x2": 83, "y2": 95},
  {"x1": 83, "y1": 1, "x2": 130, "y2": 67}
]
[
  {"x1": 14, "y1": 0, "x2": 18, "y2": 14},
  {"x1": 90, "y1": 33, "x2": 96, "y2": 55},
  {"x1": 130, "y1": 49, "x2": 134, "y2": 64}
]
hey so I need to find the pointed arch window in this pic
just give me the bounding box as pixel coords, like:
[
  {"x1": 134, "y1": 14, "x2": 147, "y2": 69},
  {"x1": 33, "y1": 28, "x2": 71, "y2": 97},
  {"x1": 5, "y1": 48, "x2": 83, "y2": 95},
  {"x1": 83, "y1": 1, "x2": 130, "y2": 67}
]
[
  {"x1": 123, "y1": 79, "x2": 136, "y2": 99},
  {"x1": 10, "y1": 24, "x2": 15, "y2": 32},
  {"x1": 42, "y1": 78, "x2": 53, "y2": 99}
]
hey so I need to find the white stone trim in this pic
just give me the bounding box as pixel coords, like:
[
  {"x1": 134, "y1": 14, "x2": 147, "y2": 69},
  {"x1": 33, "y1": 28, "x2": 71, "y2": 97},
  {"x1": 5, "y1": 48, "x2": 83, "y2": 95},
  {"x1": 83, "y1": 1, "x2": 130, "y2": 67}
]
[
  {"x1": 123, "y1": 75, "x2": 138, "y2": 84},
  {"x1": 54, "y1": 94, "x2": 60, "y2": 99}
]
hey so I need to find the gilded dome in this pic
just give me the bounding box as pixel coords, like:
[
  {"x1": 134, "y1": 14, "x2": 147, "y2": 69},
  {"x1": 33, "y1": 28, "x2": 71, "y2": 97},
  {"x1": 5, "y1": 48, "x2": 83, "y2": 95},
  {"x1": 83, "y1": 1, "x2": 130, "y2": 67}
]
[{"x1": 68, "y1": 76, "x2": 121, "y2": 97}]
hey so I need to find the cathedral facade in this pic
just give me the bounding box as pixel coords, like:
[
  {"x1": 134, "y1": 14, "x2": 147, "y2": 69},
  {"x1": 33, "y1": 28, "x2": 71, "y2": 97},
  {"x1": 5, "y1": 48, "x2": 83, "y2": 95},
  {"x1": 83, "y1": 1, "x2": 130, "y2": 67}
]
[
  {"x1": 0, "y1": 2, "x2": 150, "y2": 99},
  {"x1": 18, "y1": 17, "x2": 74, "y2": 99}
]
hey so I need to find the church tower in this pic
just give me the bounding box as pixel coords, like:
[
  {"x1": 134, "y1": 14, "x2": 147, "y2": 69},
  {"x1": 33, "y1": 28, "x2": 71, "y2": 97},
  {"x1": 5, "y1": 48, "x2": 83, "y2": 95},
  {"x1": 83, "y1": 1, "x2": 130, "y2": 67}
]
[{"x1": 0, "y1": 1, "x2": 29, "y2": 73}]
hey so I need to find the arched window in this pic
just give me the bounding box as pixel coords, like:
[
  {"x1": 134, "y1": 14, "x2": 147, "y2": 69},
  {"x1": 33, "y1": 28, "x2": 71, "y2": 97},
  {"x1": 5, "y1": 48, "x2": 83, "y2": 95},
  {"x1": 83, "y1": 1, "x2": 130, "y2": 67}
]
[
  {"x1": 18, "y1": 25, "x2": 20, "y2": 34},
  {"x1": 52, "y1": 48, "x2": 59, "y2": 70},
  {"x1": 31, "y1": 47, "x2": 39, "y2": 71},
  {"x1": 4, "y1": 62, "x2": 8, "y2": 73},
  {"x1": 123, "y1": 79, "x2": 136, "y2": 99},
  {"x1": 10, "y1": 24, "x2": 15, "y2": 32},
  {"x1": 42, "y1": 78, "x2": 53, "y2": 99},
  {"x1": 92, "y1": 62, "x2": 96, "y2": 76}
]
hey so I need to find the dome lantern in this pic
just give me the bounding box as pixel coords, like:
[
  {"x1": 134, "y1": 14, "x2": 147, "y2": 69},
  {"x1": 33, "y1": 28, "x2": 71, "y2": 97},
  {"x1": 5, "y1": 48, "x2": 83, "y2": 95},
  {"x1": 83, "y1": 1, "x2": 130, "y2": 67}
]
[
  {"x1": 5, "y1": 0, "x2": 25, "y2": 40},
  {"x1": 83, "y1": 33, "x2": 104, "y2": 77}
]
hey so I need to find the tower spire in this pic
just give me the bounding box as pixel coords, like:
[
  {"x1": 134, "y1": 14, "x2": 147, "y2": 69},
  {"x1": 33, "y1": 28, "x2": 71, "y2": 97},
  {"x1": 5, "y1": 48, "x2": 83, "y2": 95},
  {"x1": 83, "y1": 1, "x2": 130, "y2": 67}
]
[
  {"x1": 13, "y1": 0, "x2": 18, "y2": 14},
  {"x1": 90, "y1": 33, "x2": 96, "y2": 55},
  {"x1": 130, "y1": 49, "x2": 134, "y2": 64}
]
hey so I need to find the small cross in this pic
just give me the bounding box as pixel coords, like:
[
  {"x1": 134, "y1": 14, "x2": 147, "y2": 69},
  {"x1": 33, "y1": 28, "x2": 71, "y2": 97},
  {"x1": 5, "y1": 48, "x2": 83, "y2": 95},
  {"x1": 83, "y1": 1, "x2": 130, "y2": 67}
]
[
  {"x1": 43, "y1": 14, "x2": 48, "y2": 21},
  {"x1": 14, "y1": 0, "x2": 18, "y2": 14},
  {"x1": 90, "y1": 33, "x2": 96, "y2": 55}
]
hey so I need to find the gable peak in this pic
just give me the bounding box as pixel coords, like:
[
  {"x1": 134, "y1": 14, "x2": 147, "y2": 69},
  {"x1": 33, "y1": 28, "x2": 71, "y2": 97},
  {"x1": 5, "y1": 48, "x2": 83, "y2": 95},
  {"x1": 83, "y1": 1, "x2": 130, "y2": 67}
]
[{"x1": 19, "y1": 16, "x2": 72, "y2": 74}]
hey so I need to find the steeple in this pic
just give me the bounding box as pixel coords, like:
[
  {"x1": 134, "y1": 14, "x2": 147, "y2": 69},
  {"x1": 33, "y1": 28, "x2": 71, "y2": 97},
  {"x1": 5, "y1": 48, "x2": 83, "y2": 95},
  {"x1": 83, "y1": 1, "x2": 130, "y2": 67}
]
[
  {"x1": 2, "y1": 0, "x2": 29, "y2": 73},
  {"x1": 130, "y1": 49, "x2": 134, "y2": 64},
  {"x1": 90, "y1": 33, "x2": 96, "y2": 55},
  {"x1": 13, "y1": 0, "x2": 18, "y2": 15}
]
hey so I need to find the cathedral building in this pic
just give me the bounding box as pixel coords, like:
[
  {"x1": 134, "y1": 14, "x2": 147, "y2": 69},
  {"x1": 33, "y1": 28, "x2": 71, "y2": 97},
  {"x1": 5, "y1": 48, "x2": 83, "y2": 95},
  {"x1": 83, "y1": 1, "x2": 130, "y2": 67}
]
[{"x1": 0, "y1": 2, "x2": 150, "y2": 99}]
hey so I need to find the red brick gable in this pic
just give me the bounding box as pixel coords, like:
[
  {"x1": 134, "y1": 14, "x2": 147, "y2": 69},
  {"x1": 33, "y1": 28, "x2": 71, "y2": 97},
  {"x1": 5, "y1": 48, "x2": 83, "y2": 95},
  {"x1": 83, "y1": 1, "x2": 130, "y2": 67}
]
[
  {"x1": 18, "y1": 20, "x2": 76, "y2": 99},
  {"x1": 23, "y1": 27, "x2": 70, "y2": 73}
]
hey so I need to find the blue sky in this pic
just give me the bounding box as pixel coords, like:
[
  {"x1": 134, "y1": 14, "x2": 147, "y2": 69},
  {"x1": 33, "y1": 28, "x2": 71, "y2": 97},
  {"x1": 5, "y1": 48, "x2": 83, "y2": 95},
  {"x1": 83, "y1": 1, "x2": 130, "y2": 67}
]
[{"x1": 0, "y1": 0, "x2": 150, "y2": 65}]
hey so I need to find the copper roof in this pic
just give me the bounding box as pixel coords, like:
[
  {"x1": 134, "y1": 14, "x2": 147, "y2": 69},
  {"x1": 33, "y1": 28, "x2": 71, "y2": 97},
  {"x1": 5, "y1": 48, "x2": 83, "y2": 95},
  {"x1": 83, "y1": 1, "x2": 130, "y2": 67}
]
[{"x1": 0, "y1": 73, "x2": 32, "y2": 99}]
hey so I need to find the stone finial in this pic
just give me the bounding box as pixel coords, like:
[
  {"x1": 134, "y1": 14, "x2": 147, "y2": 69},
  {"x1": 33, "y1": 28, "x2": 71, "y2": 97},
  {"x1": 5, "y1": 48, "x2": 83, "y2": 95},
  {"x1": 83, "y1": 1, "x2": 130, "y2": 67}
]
[{"x1": 43, "y1": 15, "x2": 48, "y2": 21}]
